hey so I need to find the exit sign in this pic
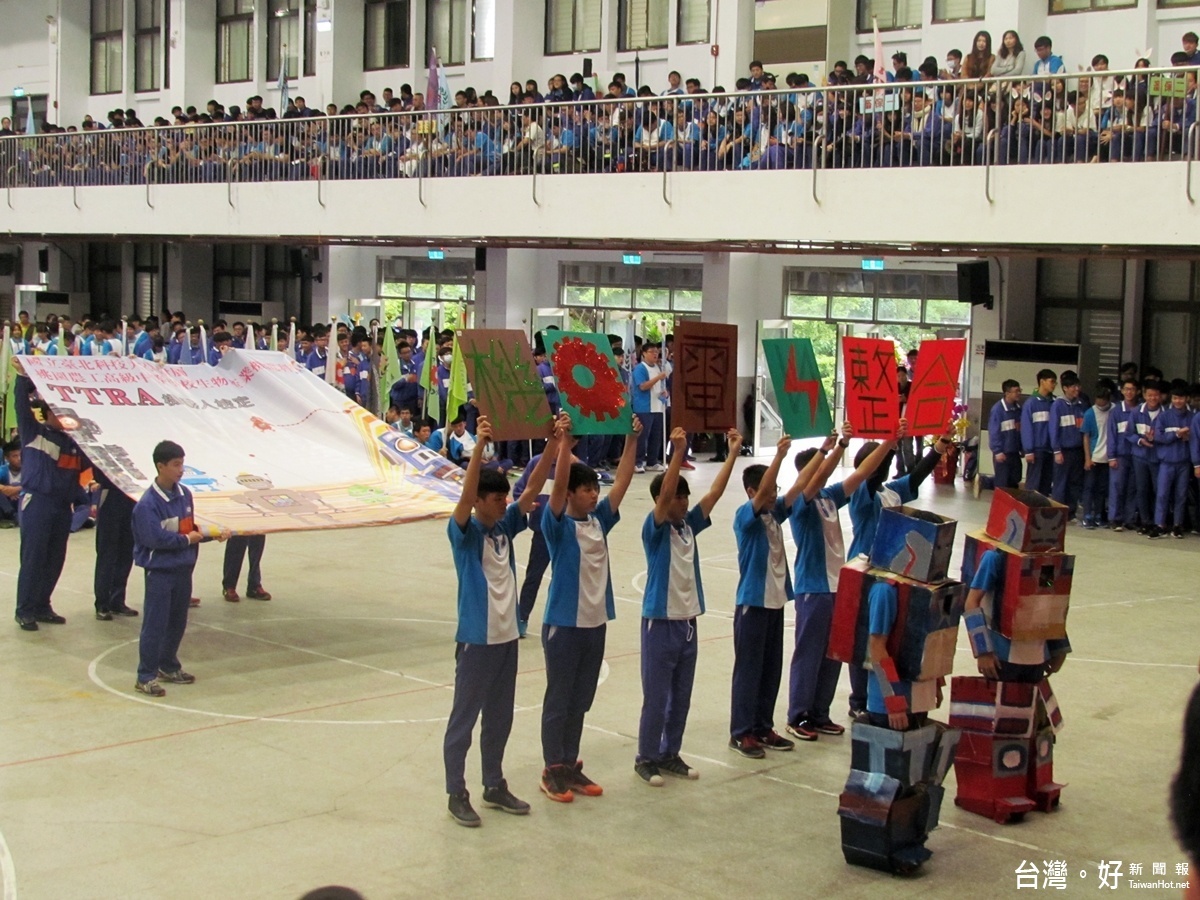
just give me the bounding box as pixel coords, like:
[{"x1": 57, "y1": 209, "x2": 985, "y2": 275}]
[
  {"x1": 427, "y1": 248, "x2": 445, "y2": 260},
  {"x1": 623, "y1": 253, "x2": 642, "y2": 265},
  {"x1": 861, "y1": 258, "x2": 885, "y2": 271}
]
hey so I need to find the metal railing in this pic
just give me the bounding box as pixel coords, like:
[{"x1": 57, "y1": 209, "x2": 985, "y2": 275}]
[{"x1": 0, "y1": 66, "x2": 1195, "y2": 196}]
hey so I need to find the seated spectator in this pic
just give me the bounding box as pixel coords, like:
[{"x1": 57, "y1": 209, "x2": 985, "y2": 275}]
[
  {"x1": 0, "y1": 440, "x2": 21, "y2": 527},
  {"x1": 991, "y1": 31, "x2": 1027, "y2": 79},
  {"x1": 963, "y1": 31, "x2": 994, "y2": 79}
]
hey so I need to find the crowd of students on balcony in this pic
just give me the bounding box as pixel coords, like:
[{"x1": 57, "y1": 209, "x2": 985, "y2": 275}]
[{"x1": 2, "y1": 28, "x2": 1199, "y2": 187}]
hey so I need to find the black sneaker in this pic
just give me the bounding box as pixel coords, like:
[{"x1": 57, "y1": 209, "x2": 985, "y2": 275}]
[
  {"x1": 448, "y1": 791, "x2": 481, "y2": 827},
  {"x1": 729, "y1": 734, "x2": 766, "y2": 759},
  {"x1": 848, "y1": 708, "x2": 869, "y2": 724},
  {"x1": 481, "y1": 781, "x2": 530, "y2": 815},
  {"x1": 157, "y1": 669, "x2": 196, "y2": 684},
  {"x1": 95, "y1": 609, "x2": 113, "y2": 621},
  {"x1": 657, "y1": 754, "x2": 699, "y2": 779},
  {"x1": 633, "y1": 760, "x2": 664, "y2": 787},
  {"x1": 565, "y1": 761, "x2": 603, "y2": 796},
  {"x1": 1174, "y1": 527, "x2": 1186, "y2": 539},
  {"x1": 15, "y1": 615, "x2": 38, "y2": 631},
  {"x1": 758, "y1": 730, "x2": 796, "y2": 751},
  {"x1": 539, "y1": 765, "x2": 573, "y2": 803},
  {"x1": 1147, "y1": 525, "x2": 1163, "y2": 539},
  {"x1": 33, "y1": 610, "x2": 66, "y2": 624},
  {"x1": 111, "y1": 605, "x2": 139, "y2": 617}
]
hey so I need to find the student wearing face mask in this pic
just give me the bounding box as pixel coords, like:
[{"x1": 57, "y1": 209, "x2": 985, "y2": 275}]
[
  {"x1": 434, "y1": 343, "x2": 454, "y2": 428},
  {"x1": 842, "y1": 429, "x2": 953, "y2": 721}
]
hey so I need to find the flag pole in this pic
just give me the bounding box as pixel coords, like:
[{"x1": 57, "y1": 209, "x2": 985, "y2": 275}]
[
  {"x1": 327, "y1": 315, "x2": 339, "y2": 386},
  {"x1": 271, "y1": 317, "x2": 278, "y2": 352}
]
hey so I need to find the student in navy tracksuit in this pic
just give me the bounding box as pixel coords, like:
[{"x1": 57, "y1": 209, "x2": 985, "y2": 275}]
[
  {"x1": 12, "y1": 366, "x2": 90, "y2": 631},
  {"x1": 131, "y1": 441, "x2": 229, "y2": 696},
  {"x1": 1153, "y1": 383, "x2": 1193, "y2": 539},
  {"x1": 987, "y1": 379, "x2": 1023, "y2": 489},
  {"x1": 442, "y1": 415, "x2": 559, "y2": 827},
  {"x1": 223, "y1": 536, "x2": 272, "y2": 602},
  {"x1": 636, "y1": 427, "x2": 740, "y2": 785},
  {"x1": 388, "y1": 341, "x2": 421, "y2": 415},
  {"x1": 512, "y1": 434, "x2": 581, "y2": 638},
  {"x1": 305, "y1": 325, "x2": 330, "y2": 380},
  {"x1": 1127, "y1": 381, "x2": 1164, "y2": 536},
  {"x1": 93, "y1": 467, "x2": 139, "y2": 620},
  {"x1": 1107, "y1": 378, "x2": 1141, "y2": 530},
  {"x1": 1049, "y1": 370, "x2": 1087, "y2": 519},
  {"x1": 1021, "y1": 369, "x2": 1058, "y2": 495}
]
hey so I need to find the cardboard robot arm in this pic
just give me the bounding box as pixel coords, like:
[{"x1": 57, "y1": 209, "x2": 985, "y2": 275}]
[{"x1": 963, "y1": 607, "x2": 995, "y2": 658}]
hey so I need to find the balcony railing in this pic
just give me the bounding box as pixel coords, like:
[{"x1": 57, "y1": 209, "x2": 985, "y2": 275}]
[{"x1": 1, "y1": 66, "x2": 1196, "y2": 202}]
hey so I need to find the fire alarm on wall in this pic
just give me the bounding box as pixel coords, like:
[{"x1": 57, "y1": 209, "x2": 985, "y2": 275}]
[{"x1": 710, "y1": 45, "x2": 719, "y2": 57}]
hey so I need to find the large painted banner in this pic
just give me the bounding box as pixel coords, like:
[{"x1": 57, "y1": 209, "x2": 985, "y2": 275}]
[
  {"x1": 762, "y1": 338, "x2": 834, "y2": 438},
  {"x1": 903, "y1": 338, "x2": 967, "y2": 436},
  {"x1": 19, "y1": 350, "x2": 463, "y2": 534},
  {"x1": 842, "y1": 336, "x2": 900, "y2": 438},
  {"x1": 671, "y1": 321, "x2": 738, "y2": 433}
]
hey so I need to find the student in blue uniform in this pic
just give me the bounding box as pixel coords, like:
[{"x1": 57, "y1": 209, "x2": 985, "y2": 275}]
[
  {"x1": 443, "y1": 414, "x2": 561, "y2": 827},
  {"x1": 222, "y1": 535, "x2": 272, "y2": 601},
  {"x1": 538, "y1": 414, "x2": 641, "y2": 803},
  {"x1": 843, "y1": 428, "x2": 952, "y2": 719},
  {"x1": 93, "y1": 468, "x2": 139, "y2": 620},
  {"x1": 1128, "y1": 380, "x2": 1164, "y2": 537},
  {"x1": 987, "y1": 379, "x2": 1023, "y2": 489},
  {"x1": 1021, "y1": 369, "x2": 1058, "y2": 495},
  {"x1": 131, "y1": 440, "x2": 230, "y2": 696},
  {"x1": 1153, "y1": 383, "x2": 1193, "y2": 539},
  {"x1": 0, "y1": 439, "x2": 22, "y2": 526},
  {"x1": 389, "y1": 340, "x2": 421, "y2": 415},
  {"x1": 1081, "y1": 385, "x2": 1113, "y2": 529},
  {"x1": 635, "y1": 426, "x2": 740, "y2": 785},
  {"x1": 305, "y1": 325, "x2": 330, "y2": 379},
  {"x1": 512, "y1": 433, "x2": 582, "y2": 638},
  {"x1": 728, "y1": 436, "x2": 811, "y2": 759},
  {"x1": 1049, "y1": 370, "x2": 1087, "y2": 520},
  {"x1": 1108, "y1": 378, "x2": 1141, "y2": 531},
  {"x1": 786, "y1": 421, "x2": 899, "y2": 742},
  {"x1": 12, "y1": 362, "x2": 90, "y2": 631}
]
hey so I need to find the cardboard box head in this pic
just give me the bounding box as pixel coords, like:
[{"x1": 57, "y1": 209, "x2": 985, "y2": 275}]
[
  {"x1": 986, "y1": 488, "x2": 1068, "y2": 553},
  {"x1": 868, "y1": 506, "x2": 957, "y2": 584},
  {"x1": 831, "y1": 558, "x2": 965, "y2": 682},
  {"x1": 961, "y1": 532, "x2": 1072, "y2": 643}
]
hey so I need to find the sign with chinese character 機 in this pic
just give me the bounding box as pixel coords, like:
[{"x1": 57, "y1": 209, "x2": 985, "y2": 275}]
[
  {"x1": 904, "y1": 338, "x2": 967, "y2": 437},
  {"x1": 671, "y1": 321, "x2": 738, "y2": 433},
  {"x1": 762, "y1": 338, "x2": 834, "y2": 438},
  {"x1": 457, "y1": 329, "x2": 554, "y2": 440},
  {"x1": 842, "y1": 336, "x2": 899, "y2": 437}
]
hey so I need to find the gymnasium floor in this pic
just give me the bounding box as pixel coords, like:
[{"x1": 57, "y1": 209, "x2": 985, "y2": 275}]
[{"x1": 0, "y1": 461, "x2": 1195, "y2": 899}]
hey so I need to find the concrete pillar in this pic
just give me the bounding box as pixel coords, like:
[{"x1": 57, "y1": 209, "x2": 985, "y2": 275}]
[
  {"x1": 1000, "y1": 257, "x2": 1038, "y2": 341},
  {"x1": 1123, "y1": 259, "x2": 1144, "y2": 368}
]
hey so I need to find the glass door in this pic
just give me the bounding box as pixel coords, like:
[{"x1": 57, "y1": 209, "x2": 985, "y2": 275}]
[
  {"x1": 755, "y1": 319, "x2": 791, "y2": 456},
  {"x1": 404, "y1": 300, "x2": 473, "y2": 337},
  {"x1": 530, "y1": 307, "x2": 576, "y2": 349}
]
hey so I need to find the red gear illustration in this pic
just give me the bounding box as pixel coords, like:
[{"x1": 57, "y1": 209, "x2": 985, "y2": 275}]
[{"x1": 551, "y1": 337, "x2": 627, "y2": 422}]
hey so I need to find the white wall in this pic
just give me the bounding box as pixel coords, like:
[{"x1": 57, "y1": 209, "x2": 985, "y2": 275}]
[
  {"x1": 0, "y1": 0, "x2": 55, "y2": 123},
  {"x1": 4, "y1": 163, "x2": 1198, "y2": 248}
]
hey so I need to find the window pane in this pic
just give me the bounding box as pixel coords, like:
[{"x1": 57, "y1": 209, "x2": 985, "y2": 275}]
[
  {"x1": 876, "y1": 296, "x2": 922, "y2": 323},
  {"x1": 545, "y1": 0, "x2": 574, "y2": 53},
  {"x1": 439, "y1": 283, "x2": 468, "y2": 300},
  {"x1": 677, "y1": 0, "x2": 709, "y2": 43},
  {"x1": 924, "y1": 298, "x2": 971, "y2": 325},
  {"x1": 219, "y1": 20, "x2": 252, "y2": 82},
  {"x1": 1037, "y1": 306, "x2": 1078, "y2": 343},
  {"x1": 672, "y1": 290, "x2": 702, "y2": 312},
  {"x1": 785, "y1": 294, "x2": 827, "y2": 318},
  {"x1": 563, "y1": 285, "x2": 596, "y2": 306},
  {"x1": 427, "y1": 0, "x2": 464, "y2": 65},
  {"x1": 410, "y1": 281, "x2": 437, "y2": 298},
  {"x1": 136, "y1": 0, "x2": 161, "y2": 28},
  {"x1": 135, "y1": 32, "x2": 160, "y2": 91},
  {"x1": 621, "y1": 0, "x2": 667, "y2": 51},
  {"x1": 635, "y1": 288, "x2": 670, "y2": 310},
  {"x1": 473, "y1": 0, "x2": 495, "y2": 59},
  {"x1": 828, "y1": 270, "x2": 866, "y2": 295},
  {"x1": 365, "y1": 2, "x2": 387, "y2": 68},
  {"x1": 578, "y1": 0, "x2": 602, "y2": 51},
  {"x1": 599, "y1": 287, "x2": 632, "y2": 309},
  {"x1": 1147, "y1": 260, "x2": 1192, "y2": 302},
  {"x1": 830, "y1": 295, "x2": 873, "y2": 321},
  {"x1": 1084, "y1": 259, "x2": 1124, "y2": 301},
  {"x1": 1038, "y1": 258, "x2": 1080, "y2": 299},
  {"x1": 1148, "y1": 311, "x2": 1192, "y2": 381},
  {"x1": 935, "y1": 0, "x2": 984, "y2": 17}
]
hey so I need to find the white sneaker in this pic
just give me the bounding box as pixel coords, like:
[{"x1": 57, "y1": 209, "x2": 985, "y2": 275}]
[
  {"x1": 634, "y1": 464, "x2": 646, "y2": 474},
  {"x1": 646, "y1": 464, "x2": 666, "y2": 473}
]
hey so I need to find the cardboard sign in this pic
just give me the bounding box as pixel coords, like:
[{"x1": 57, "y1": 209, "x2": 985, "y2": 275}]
[
  {"x1": 905, "y1": 339, "x2": 966, "y2": 437},
  {"x1": 843, "y1": 336, "x2": 899, "y2": 438},
  {"x1": 458, "y1": 329, "x2": 553, "y2": 440},
  {"x1": 762, "y1": 338, "x2": 834, "y2": 438},
  {"x1": 547, "y1": 331, "x2": 631, "y2": 435},
  {"x1": 671, "y1": 321, "x2": 738, "y2": 433}
]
